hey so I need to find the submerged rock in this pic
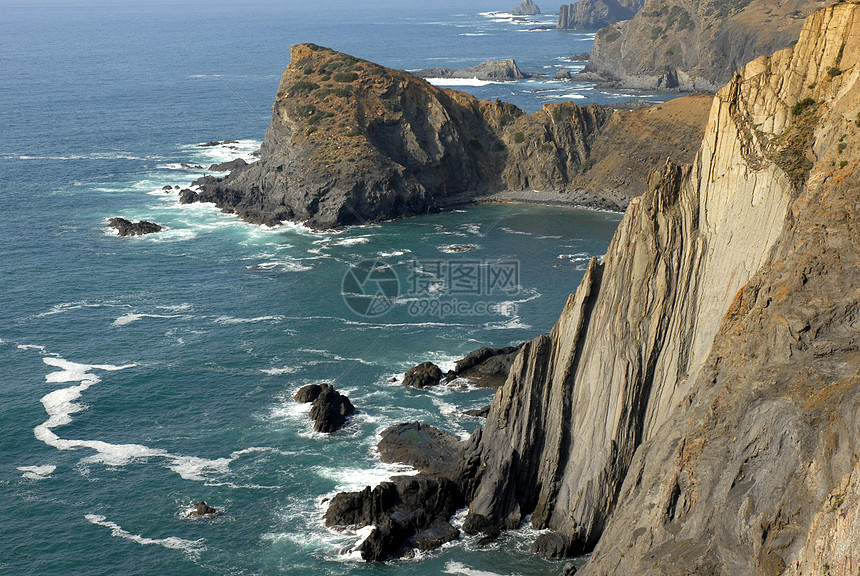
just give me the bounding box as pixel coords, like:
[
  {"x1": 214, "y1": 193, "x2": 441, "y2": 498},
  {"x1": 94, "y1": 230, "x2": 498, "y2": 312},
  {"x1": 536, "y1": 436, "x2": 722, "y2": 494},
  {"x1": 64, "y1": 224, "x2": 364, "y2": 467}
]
[
  {"x1": 377, "y1": 422, "x2": 461, "y2": 476},
  {"x1": 295, "y1": 383, "x2": 355, "y2": 433},
  {"x1": 108, "y1": 217, "x2": 162, "y2": 237},
  {"x1": 189, "y1": 501, "x2": 218, "y2": 517}
]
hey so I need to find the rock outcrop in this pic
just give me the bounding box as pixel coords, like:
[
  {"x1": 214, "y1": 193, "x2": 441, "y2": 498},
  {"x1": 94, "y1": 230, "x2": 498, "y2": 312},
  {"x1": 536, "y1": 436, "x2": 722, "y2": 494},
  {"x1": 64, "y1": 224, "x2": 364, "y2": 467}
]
[
  {"x1": 183, "y1": 45, "x2": 709, "y2": 229},
  {"x1": 557, "y1": 0, "x2": 646, "y2": 30},
  {"x1": 294, "y1": 383, "x2": 355, "y2": 433},
  {"x1": 189, "y1": 501, "x2": 218, "y2": 517},
  {"x1": 415, "y1": 58, "x2": 534, "y2": 82},
  {"x1": 583, "y1": 0, "x2": 822, "y2": 91},
  {"x1": 509, "y1": 0, "x2": 541, "y2": 16},
  {"x1": 208, "y1": 158, "x2": 248, "y2": 172},
  {"x1": 449, "y1": 344, "x2": 525, "y2": 387},
  {"x1": 402, "y1": 361, "x2": 443, "y2": 389},
  {"x1": 457, "y1": 5, "x2": 860, "y2": 574},
  {"x1": 107, "y1": 217, "x2": 162, "y2": 237},
  {"x1": 377, "y1": 422, "x2": 461, "y2": 476}
]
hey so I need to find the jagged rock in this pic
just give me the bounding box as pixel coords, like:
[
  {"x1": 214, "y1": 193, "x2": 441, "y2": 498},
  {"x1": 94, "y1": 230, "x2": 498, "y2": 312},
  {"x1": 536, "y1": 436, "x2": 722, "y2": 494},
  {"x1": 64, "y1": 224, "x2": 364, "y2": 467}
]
[
  {"x1": 293, "y1": 383, "x2": 323, "y2": 403},
  {"x1": 561, "y1": 563, "x2": 578, "y2": 576},
  {"x1": 198, "y1": 141, "x2": 221, "y2": 147},
  {"x1": 584, "y1": 0, "x2": 821, "y2": 91},
  {"x1": 161, "y1": 185, "x2": 172, "y2": 191},
  {"x1": 450, "y1": 344, "x2": 524, "y2": 387},
  {"x1": 458, "y1": 6, "x2": 860, "y2": 574},
  {"x1": 178, "y1": 188, "x2": 198, "y2": 204},
  {"x1": 189, "y1": 501, "x2": 218, "y2": 517},
  {"x1": 531, "y1": 532, "x2": 572, "y2": 558},
  {"x1": 463, "y1": 405, "x2": 490, "y2": 418},
  {"x1": 462, "y1": 512, "x2": 502, "y2": 544},
  {"x1": 295, "y1": 383, "x2": 355, "y2": 433},
  {"x1": 509, "y1": 0, "x2": 540, "y2": 16},
  {"x1": 554, "y1": 69, "x2": 572, "y2": 80},
  {"x1": 108, "y1": 217, "x2": 162, "y2": 237},
  {"x1": 324, "y1": 475, "x2": 463, "y2": 561},
  {"x1": 557, "y1": 0, "x2": 645, "y2": 30},
  {"x1": 416, "y1": 58, "x2": 534, "y2": 81},
  {"x1": 184, "y1": 45, "x2": 708, "y2": 229},
  {"x1": 568, "y1": 53, "x2": 590, "y2": 61},
  {"x1": 377, "y1": 422, "x2": 461, "y2": 476},
  {"x1": 402, "y1": 362, "x2": 443, "y2": 389},
  {"x1": 208, "y1": 158, "x2": 248, "y2": 173},
  {"x1": 180, "y1": 163, "x2": 204, "y2": 169}
]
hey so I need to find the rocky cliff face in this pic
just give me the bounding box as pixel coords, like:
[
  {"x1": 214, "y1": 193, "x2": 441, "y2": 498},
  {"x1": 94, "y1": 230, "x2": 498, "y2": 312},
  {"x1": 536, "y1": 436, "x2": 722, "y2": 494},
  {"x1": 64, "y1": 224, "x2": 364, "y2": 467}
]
[
  {"x1": 584, "y1": 0, "x2": 822, "y2": 90},
  {"x1": 461, "y1": 5, "x2": 860, "y2": 572},
  {"x1": 557, "y1": 0, "x2": 646, "y2": 30},
  {"x1": 510, "y1": 0, "x2": 541, "y2": 16},
  {"x1": 185, "y1": 45, "x2": 708, "y2": 228}
]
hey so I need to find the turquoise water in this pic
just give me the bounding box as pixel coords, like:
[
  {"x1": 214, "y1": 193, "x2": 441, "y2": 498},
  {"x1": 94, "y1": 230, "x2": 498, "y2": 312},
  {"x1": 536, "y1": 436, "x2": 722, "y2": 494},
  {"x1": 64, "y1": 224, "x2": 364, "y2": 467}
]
[{"x1": 1, "y1": 2, "x2": 628, "y2": 574}]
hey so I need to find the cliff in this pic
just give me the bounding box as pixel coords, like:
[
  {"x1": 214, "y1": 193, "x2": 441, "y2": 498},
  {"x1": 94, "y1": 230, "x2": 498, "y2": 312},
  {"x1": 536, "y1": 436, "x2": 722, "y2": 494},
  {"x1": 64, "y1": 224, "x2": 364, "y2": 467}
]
[
  {"x1": 557, "y1": 0, "x2": 646, "y2": 30},
  {"x1": 583, "y1": 0, "x2": 822, "y2": 90},
  {"x1": 510, "y1": 0, "x2": 541, "y2": 15},
  {"x1": 184, "y1": 46, "x2": 708, "y2": 228},
  {"x1": 460, "y1": 4, "x2": 860, "y2": 573}
]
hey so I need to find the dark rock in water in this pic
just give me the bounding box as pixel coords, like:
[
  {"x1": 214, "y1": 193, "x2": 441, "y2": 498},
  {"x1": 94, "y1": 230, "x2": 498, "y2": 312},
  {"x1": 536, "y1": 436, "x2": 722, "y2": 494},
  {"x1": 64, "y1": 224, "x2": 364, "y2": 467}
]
[
  {"x1": 208, "y1": 158, "x2": 248, "y2": 173},
  {"x1": 554, "y1": 69, "x2": 572, "y2": 80},
  {"x1": 161, "y1": 185, "x2": 173, "y2": 191},
  {"x1": 402, "y1": 362, "x2": 443, "y2": 389},
  {"x1": 303, "y1": 383, "x2": 355, "y2": 433},
  {"x1": 180, "y1": 163, "x2": 204, "y2": 170},
  {"x1": 561, "y1": 563, "x2": 578, "y2": 575},
  {"x1": 179, "y1": 188, "x2": 199, "y2": 204},
  {"x1": 108, "y1": 217, "x2": 162, "y2": 237},
  {"x1": 189, "y1": 501, "x2": 218, "y2": 517},
  {"x1": 378, "y1": 422, "x2": 461, "y2": 476},
  {"x1": 294, "y1": 383, "x2": 323, "y2": 403},
  {"x1": 409, "y1": 520, "x2": 460, "y2": 551},
  {"x1": 324, "y1": 475, "x2": 463, "y2": 561},
  {"x1": 442, "y1": 244, "x2": 474, "y2": 253},
  {"x1": 462, "y1": 512, "x2": 501, "y2": 544},
  {"x1": 416, "y1": 58, "x2": 534, "y2": 82},
  {"x1": 464, "y1": 405, "x2": 491, "y2": 418},
  {"x1": 223, "y1": 139, "x2": 239, "y2": 145},
  {"x1": 531, "y1": 531, "x2": 572, "y2": 558},
  {"x1": 449, "y1": 344, "x2": 524, "y2": 387},
  {"x1": 509, "y1": 0, "x2": 541, "y2": 16}
]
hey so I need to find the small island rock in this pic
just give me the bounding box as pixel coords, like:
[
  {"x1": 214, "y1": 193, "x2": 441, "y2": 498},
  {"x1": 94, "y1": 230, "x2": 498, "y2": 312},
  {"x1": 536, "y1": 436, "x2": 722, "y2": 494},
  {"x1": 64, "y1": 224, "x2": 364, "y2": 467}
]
[{"x1": 108, "y1": 217, "x2": 162, "y2": 237}]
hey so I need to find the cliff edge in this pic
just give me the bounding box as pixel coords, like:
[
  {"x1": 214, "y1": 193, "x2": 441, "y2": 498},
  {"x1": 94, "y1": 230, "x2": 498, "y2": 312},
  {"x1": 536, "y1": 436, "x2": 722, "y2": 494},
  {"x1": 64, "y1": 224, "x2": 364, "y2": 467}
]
[
  {"x1": 183, "y1": 46, "x2": 708, "y2": 228},
  {"x1": 460, "y1": 4, "x2": 860, "y2": 573},
  {"x1": 584, "y1": 0, "x2": 823, "y2": 90}
]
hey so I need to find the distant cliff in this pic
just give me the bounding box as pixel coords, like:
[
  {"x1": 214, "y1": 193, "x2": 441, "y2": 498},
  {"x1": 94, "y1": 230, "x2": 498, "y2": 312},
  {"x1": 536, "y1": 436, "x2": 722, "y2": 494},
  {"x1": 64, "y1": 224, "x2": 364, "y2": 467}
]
[
  {"x1": 185, "y1": 45, "x2": 708, "y2": 228},
  {"x1": 509, "y1": 0, "x2": 541, "y2": 15},
  {"x1": 557, "y1": 0, "x2": 646, "y2": 30},
  {"x1": 583, "y1": 0, "x2": 822, "y2": 90},
  {"x1": 460, "y1": 5, "x2": 860, "y2": 573}
]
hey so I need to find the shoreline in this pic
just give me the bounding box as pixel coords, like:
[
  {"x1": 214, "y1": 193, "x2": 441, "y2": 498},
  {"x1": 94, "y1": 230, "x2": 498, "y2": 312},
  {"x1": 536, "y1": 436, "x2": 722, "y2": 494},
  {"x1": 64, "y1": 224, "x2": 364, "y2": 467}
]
[{"x1": 436, "y1": 189, "x2": 629, "y2": 216}]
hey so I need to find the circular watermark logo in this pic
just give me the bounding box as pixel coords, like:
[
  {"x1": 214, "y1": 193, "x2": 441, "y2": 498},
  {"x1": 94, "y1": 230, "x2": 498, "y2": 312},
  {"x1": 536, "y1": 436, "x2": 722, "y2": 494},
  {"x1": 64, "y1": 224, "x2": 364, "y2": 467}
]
[{"x1": 342, "y1": 260, "x2": 400, "y2": 317}]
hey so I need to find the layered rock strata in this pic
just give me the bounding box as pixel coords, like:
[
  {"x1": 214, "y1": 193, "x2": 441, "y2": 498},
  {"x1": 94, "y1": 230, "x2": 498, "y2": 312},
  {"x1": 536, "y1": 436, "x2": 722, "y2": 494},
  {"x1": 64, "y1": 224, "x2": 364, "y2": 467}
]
[
  {"x1": 557, "y1": 0, "x2": 646, "y2": 30},
  {"x1": 584, "y1": 0, "x2": 822, "y2": 91},
  {"x1": 458, "y1": 6, "x2": 860, "y2": 574}
]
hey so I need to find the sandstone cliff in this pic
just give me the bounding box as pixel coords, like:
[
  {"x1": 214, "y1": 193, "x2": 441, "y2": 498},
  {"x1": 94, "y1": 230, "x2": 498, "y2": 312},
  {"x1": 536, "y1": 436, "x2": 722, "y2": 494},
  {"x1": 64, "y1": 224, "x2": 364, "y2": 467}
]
[
  {"x1": 460, "y1": 5, "x2": 860, "y2": 573},
  {"x1": 583, "y1": 0, "x2": 822, "y2": 90},
  {"x1": 557, "y1": 0, "x2": 646, "y2": 30},
  {"x1": 183, "y1": 46, "x2": 708, "y2": 228}
]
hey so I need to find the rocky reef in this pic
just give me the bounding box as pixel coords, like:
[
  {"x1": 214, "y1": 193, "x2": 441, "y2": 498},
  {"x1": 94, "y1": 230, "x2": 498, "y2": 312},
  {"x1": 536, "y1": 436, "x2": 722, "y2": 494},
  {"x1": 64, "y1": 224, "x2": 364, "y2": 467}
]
[
  {"x1": 107, "y1": 217, "x2": 162, "y2": 237},
  {"x1": 557, "y1": 0, "x2": 645, "y2": 30},
  {"x1": 325, "y1": 5, "x2": 860, "y2": 571},
  {"x1": 583, "y1": 0, "x2": 822, "y2": 91},
  {"x1": 294, "y1": 383, "x2": 355, "y2": 433},
  {"x1": 182, "y1": 44, "x2": 708, "y2": 229}
]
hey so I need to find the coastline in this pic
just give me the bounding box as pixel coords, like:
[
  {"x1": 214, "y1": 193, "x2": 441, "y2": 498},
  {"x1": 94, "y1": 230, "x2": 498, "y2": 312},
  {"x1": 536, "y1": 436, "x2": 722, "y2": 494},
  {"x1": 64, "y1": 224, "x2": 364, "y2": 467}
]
[{"x1": 469, "y1": 189, "x2": 627, "y2": 213}]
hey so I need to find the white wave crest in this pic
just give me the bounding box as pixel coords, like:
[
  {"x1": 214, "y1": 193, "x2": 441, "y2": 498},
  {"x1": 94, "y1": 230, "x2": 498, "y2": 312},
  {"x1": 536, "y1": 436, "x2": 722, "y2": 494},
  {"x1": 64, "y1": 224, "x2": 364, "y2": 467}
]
[
  {"x1": 424, "y1": 78, "x2": 498, "y2": 87},
  {"x1": 18, "y1": 465, "x2": 56, "y2": 480},
  {"x1": 444, "y1": 561, "x2": 516, "y2": 576},
  {"x1": 85, "y1": 514, "x2": 205, "y2": 558}
]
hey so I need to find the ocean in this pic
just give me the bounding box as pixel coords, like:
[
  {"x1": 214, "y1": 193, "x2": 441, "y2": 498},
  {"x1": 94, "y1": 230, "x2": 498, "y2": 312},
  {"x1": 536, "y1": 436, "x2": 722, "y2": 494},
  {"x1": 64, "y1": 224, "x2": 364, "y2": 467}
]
[{"x1": 1, "y1": 2, "x2": 657, "y2": 574}]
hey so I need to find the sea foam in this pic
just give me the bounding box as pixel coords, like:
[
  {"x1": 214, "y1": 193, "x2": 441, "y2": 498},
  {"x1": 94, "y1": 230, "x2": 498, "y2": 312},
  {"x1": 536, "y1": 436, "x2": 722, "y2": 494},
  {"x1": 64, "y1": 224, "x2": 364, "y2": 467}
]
[{"x1": 85, "y1": 514, "x2": 205, "y2": 558}]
